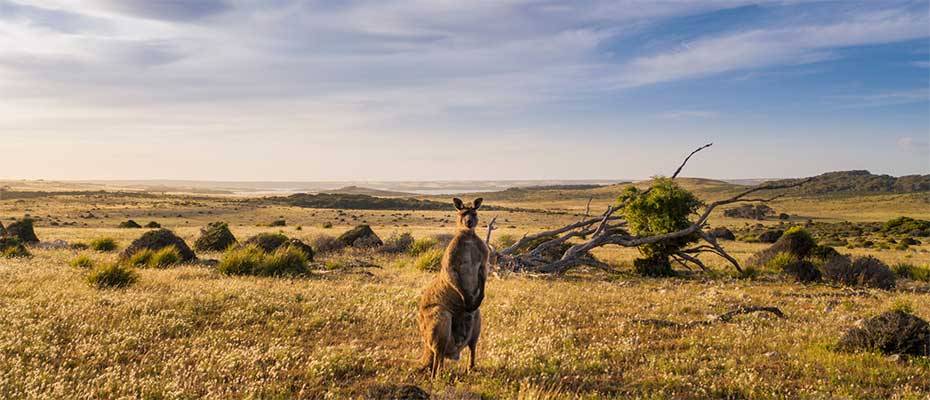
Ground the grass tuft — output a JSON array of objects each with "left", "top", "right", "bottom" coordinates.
[
  {"left": 89, "top": 237, "right": 118, "bottom": 252},
  {"left": 86, "top": 263, "right": 138, "bottom": 289}
]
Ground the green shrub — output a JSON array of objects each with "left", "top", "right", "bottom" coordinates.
[
  {"left": 618, "top": 177, "right": 702, "bottom": 275},
  {"left": 258, "top": 246, "right": 309, "bottom": 276},
  {"left": 147, "top": 246, "right": 182, "bottom": 268},
  {"left": 382, "top": 232, "right": 414, "bottom": 254},
  {"left": 69, "top": 254, "right": 95, "bottom": 269},
  {"left": 126, "top": 246, "right": 182, "bottom": 269},
  {"left": 409, "top": 237, "right": 439, "bottom": 256},
  {"left": 217, "top": 245, "right": 308, "bottom": 277},
  {"left": 414, "top": 248, "right": 444, "bottom": 271},
  {"left": 764, "top": 251, "right": 798, "bottom": 271},
  {"left": 127, "top": 249, "right": 155, "bottom": 267},
  {"left": 892, "top": 263, "right": 930, "bottom": 282},
  {"left": 217, "top": 245, "right": 264, "bottom": 275},
  {"left": 87, "top": 263, "right": 138, "bottom": 289},
  {"left": 0, "top": 237, "right": 31, "bottom": 258},
  {"left": 494, "top": 233, "right": 517, "bottom": 249},
  {"left": 89, "top": 237, "right": 118, "bottom": 252}
]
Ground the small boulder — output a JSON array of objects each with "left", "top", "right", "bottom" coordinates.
[
  {"left": 708, "top": 227, "right": 736, "bottom": 241},
  {"left": 5, "top": 218, "right": 38, "bottom": 243},
  {"left": 758, "top": 229, "right": 784, "bottom": 244},
  {"left": 338, "top": 225, "right": 383, "bottom": 248},
  {"left": 243, "top": 233, "right": 289, "bottom": 253},
  {"left": 121, "top": 229, "right": 196, "bottom": 262},
  {"left": 145, "top": 221, "right": 161, "bottom": 228},
  {"left": 778, "top": 213, "right": 790, "bottom": 220},
  {"left": 194, "top": 222, "right": 238, "bottom": 252},
  {"left": 838, "top": 310, "right": 929, "bottom": 356},
  {"left": 242, "top": 233, "right": 314, "bottom": 260},
  {"left": 118, "top": 220, "right": 142, "bottom": 229}
]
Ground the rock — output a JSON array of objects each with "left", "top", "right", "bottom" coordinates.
[
  {"left": 758, "top": 229, "right": 784, "bottom": 244},
  {"left": 145, "top": 221, "right": 161, "bottom": 228},
  {"left": 243, "top": 233, "right": 289, "bottom": 253},
  {"left": 365, "top": 384, "right": 430, "bottom": 400},
  {"left": 194, "top": 222, "right": 238, "bottom": 252},
  {"left": 5, "top": 218, "right": 38, "bottom": 243},
  {"left": 708, "top": 227, "right": 736, "bottom": 241},
  {"left": 337, "top": 225, "right": 383, "bottom": 248},
  {"left": 838, "top": 310, "right": 929, "bottom": 356},
  {"left": 284, "top": 238, "right": 314, "bottom": 261},
  {"left": 118, "top": 220, "right": 142, "bottom": 229},
  {"left": 778, "top": 213, "right": 790, "bottom": 220},
  {"left": 242, "top": 233, "right": 314, "bottom": 260},
  {"left": 121, "top": 229, "right": 196, "bottom": 262}
]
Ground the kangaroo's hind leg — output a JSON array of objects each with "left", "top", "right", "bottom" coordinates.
[
  {"left": 427, "top": 310, "right": 453, "bottom": 378},
  {"left": 467, "top": 309, "right": 482, "bottom": 372}
]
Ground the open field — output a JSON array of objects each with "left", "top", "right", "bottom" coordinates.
[{"left": 1, "top": 185, "right": 929, "bottom": 399}]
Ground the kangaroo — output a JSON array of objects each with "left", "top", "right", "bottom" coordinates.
[{"left": 417, "top": 197, "right": 489, "bottom": 378}]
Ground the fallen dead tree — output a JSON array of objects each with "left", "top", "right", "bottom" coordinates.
[{"left": 486, "top": 143, "right": 813, "bottom": 274}]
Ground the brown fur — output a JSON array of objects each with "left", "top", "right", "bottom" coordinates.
[{"left": 417, "top": 198, "right": 489, "bottom": 377}]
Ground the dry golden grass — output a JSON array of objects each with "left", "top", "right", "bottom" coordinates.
[{"left": 1, "top": 190, "right": 929, "bottom": 398}]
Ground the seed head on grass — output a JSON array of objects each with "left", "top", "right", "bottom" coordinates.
[{"left": 86, "top": 263, "right": 138, "bottom": 289}]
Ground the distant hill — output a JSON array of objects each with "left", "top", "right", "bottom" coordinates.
[
  {"left": 275, "top": 193, "right": 447, "bottom": 210},
  {"left": 771, "top": 170, "right": 930, "bottom": 196},
  {"left": 320, "top": 186, "right": 416, "bottom": 197}
]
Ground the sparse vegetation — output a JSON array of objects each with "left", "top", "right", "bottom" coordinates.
[
  {"left": 217, "top": 245, "right": 309, "bottom": 276},
  {"left": 89, "top": 237, "right": 118, "bottom": 252},
  {"left": 127, "top": 246, "right": 183, "bottom": 269},
  {"left": 413, "top": 248, "right": 443, "bottom": 271},
  {"left": 69, "top": 254, "right": 95, "bottom": 269},
  {"left": 408, "top": 237, "right": 439, "bottom": 256},
  {"left": 381, "top": 232, "right": 414, "bottom": 253},
  {"left": 86, "top": 263, "right": 138, "bottom": 289},
  {"left": 891, "top": 263, "right": 930, "bottom": 282},
  {"left": 0, "top": 237, "right": 31, "bottom": 258}
]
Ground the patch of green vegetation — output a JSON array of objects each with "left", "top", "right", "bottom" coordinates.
[
  {"left": 891, "top": 263, "right": 930, "bottom": 282},
  {"left": 882, "top": 216, "right": 930, "bottom": 236},
  {"left": 89, "top": 237, "right": 118, "bottom": 252},
  {"left": 217, "top": 245, "right": 308, "bottom": 277},
  {"left": 618, "top": 177, "right": 701, "bottom": 276},
  {"left": 127, "top": 246, "right": 182, "bottom": 269},
  {"left": 86, "top": 263, "right": 138, "bottom": 289},
  {"left": 69, "top": 254, "right": 95, "bottom": 269},
  {"left": 408, "top": 237, "right": 438, "bottom": 256},
  {"left": 413, "top": 248, "right": 443, "bottom": 271}
]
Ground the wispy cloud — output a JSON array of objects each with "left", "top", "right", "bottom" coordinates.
[{"left": 827, "top": 88, "right": 930, "bottom": 109}]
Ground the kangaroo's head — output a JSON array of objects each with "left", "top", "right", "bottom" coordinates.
[{"left": 452, "top": 197, "right": 483, "bottom": 230}]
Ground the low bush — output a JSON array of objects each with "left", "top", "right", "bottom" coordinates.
[
  {"left": 194, "top": 222, "right": 237, "bottom": 252},
  {"left": 493, "top": 233, "right": 518, "bottom": 249},
  {"left": 409, "top": 237, "right": 439, "bottom": 256},
  {"left": 838, "top": 309, "right": 929, "bottom": 356},
  {"left": 782, "top": 260, "right": 822, "bottom": 283},
  {"left": 414, "top": 248, "right": 444, "bottom": 271},
  {"left": 217, "top": 245, "right": 309, "bottom": 277},
  {"left": 269, "top": 219, "right": 286, "bottom": 227},
  {"left": 89, "top": 237, "right": 118, "bottom": 252},
  {"left": 69, "top": 254, "right": 95, "bottom": 269},
  {"left": 381, "top": 232, "right": 414, "bottom": 254},
  {"left": 127, "top": 246, "right": 183, "bottom": 269},
  {"left": 145, "top": 221, "right": 161, "bottom": 228},
  {"left": 0, "top": 237, "right": 31, "bottom": 258},
  {"left": 822, "top": 255, "right": 896, "bottom": 289},
  {"left": 892, "top": 263, "right": 930, "bottom": 282},
  {"left": 312, "top": 234, "right": 345, "bottom": 253},
  {"left": 86, "top": 263, "right": 138, "bottom": 289}
]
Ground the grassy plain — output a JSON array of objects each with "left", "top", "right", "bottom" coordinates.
[{"left": 1, "top": 182, "right": 929, "bottom": 399}]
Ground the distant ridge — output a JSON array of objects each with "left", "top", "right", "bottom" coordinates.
[
  {"left": 320, "top": 186, "right": 416, "bottom": 197},
  {"left": 771, "top": 170, "right": 930, "bottom": 195}
]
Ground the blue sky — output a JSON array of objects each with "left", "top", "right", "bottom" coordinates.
[{"left": 0, "top": 0, "right": 927, "bottom": 181}]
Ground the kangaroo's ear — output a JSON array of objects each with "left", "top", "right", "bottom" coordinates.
[
  {"left": 452, "top": 198, "right": 464, "bottom": 210},
  {"left": 473, "top": 198, "right": 483, "bottom": 210}
]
